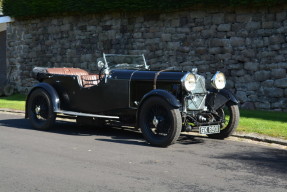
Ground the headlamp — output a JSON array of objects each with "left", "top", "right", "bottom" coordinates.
[
  {"left": 181, "top": 73, "right": 196, "bottom": 91},
  {"left": 211, "top": 71, "right": 226, "bottom": 90}
]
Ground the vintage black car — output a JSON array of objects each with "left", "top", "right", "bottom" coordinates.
[{"left": 26, "top": 54, "right": 239, "bottom": 147}]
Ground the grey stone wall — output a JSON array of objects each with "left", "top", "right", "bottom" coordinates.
[
  {"left": 0, "top": 31, "right": 7, "bottom": 87},
  {"left": 6, "top": 5, "right": 287, "bottom": 111}
]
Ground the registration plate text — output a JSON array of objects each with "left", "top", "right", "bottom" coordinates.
[{"left": 199, "top": 125, "right": 220, "bottom": 134}]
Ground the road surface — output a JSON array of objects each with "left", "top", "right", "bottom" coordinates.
[{"left": 0, "top": 112, "right": 286, "bottom": 192}]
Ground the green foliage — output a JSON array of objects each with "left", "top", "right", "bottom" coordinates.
[{"left": 3, "top": 0, "right": 285, "bottom": 18}]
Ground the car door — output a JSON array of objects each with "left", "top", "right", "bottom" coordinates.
[{"left": 71, "top": 70, "right": 134, "bottom": 114}]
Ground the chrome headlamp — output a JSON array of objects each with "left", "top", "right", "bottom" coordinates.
[
  {"left": 211, "top": 71, "right": 226, "bottom": 90},
  {"left": 181, "top": 73, "right": 196, "bottom": 91}
]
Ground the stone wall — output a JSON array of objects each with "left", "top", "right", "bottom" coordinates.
[
  {"left": 0, "top": 31, "right": 7, "bottom": 87},
  {"left": 6, "top": 5, "right": 287, "bottom": 111}
]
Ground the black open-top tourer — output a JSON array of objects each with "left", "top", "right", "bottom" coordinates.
[{"left": 26, "top": 54, "right": 240, "bottom": 147}]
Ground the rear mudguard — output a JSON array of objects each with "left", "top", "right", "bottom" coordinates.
[
  {"left": 206, "top": 89, "right": 239, "bottom": 111},
  {"left": 25, "top": 83, "right": 60, "bottom": 118}
]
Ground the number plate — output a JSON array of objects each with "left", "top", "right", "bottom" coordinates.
[{"left": 199, "top": 125, "right": 220, "bottom": 134}]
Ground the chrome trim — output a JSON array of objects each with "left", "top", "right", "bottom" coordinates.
[
  {"left": 142, "top": 54, "right": 149, "bottom": 69},
  {"left": 211, "top": 71, "right": 226, "bottom": 90},
  {"left": 55, "top": 110, "right": 119, "bottom": 119},
  {"left": 181, "top": 72, "right": 196, "bottom": 92}
]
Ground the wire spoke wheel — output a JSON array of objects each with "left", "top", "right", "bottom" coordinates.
[
  {"left": 27, "top": 88, "right": 56, "bottom": 130},
  {"left": 208, "top": 101, "right": 240, "bottom": 139},
  {"left": 32, "top": 95, "right": 49, "bottom": 121},
  {"left": 217, "top": 106, "right": 231, "bottom": 130},
  {"left": 139, "top": 96, "right": 182, "bottom": 147},
  {"left": 146, "top": 104, "right": 171, "bottom": 137}
]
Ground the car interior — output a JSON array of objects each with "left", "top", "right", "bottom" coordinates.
[{"left": 46, "top": 68, "right": 100, "bottom": 88}]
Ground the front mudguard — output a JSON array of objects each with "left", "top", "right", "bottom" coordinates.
[
  {"left": 135, "top": 89, "right": 181, "bottom": 129},
  {"left": 138, "top": 89, "right": 181, "bottom": 109},
  {"left": 206, "top": 89, "right": 239, "bottom": 111},
  {"left": 25, "top": 83, "right": 60, "bottom": 118}
]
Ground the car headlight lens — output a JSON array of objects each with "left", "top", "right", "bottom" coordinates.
[
  {"left": 182, "top": 73, "right": 196, "bottom": 91},
  {"left": 211, "top": 71, "right": 226, "bottom": 90}
]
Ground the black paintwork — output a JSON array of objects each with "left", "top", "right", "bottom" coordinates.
[
  {"left": 129, "top": 70, "right": 185, "bottom": 108},
  {"left": 28, "top": 68, "right": 186, "bottom": 117},
  {"left": 27, "top": 65, "right": 238, "bottom": 128},
  {"left": 41, "top": 74, "right": 130, "bottom": 114},
  {"left": 25, "top": 83, "right": 60, "bottom": 118},
  {"left": 206, "top": 89, "right": 239, "bottom": 111},
  {"left": 140, "top": 89, "right": 181, "bottom": 109}
]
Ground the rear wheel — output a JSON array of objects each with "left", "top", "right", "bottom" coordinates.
[
  {"left": 208, "top": 101, "right": 240, "bottom": 139},
  {"left": 27, "top": 88, "right": 56, "bottom": 130},
  {"left": 139, "top": 96, "right": 182, "bottom": 147}
]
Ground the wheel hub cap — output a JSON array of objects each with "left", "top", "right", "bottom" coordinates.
[
  {"left": 35, "top": 105, "right": 41, "bottom": 115},
  {"left": 152, "top": 116, "right": 159, "bottom": 127}
]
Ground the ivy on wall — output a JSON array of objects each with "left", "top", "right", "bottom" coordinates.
[{"left": 3, "top": 0, "right": 285, "bottom": 18}]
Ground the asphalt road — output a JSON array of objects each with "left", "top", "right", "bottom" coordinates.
[{"left": 0, "top": 112, "right": 286, "bottom": 192}]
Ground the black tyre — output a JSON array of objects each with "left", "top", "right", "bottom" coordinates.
[
  {"left": 27, "top": 88, "right": 56, "bottom": 130},
  {"left": 208, "top": 101, "right": 240, "bottom": 139},
  {"left": 139, "top": 96, "right": 182, "bottom": 147}
]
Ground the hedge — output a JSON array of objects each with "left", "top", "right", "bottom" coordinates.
[{"left": 3, "top": 0, "right": 285, "bottom": 18}]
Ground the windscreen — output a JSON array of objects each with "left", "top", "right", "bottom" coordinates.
[{"left": 104, "top": 54, "right": 147, "bottom": 69}]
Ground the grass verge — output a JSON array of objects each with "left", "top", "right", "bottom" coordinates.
[
  {"left": 238, "top": 110, "right": 287, "bottom": 140},
  {"left": 0, "top": 94, "right": 26, "bottom": 111},
  {"left": 0, "top": 94, "right": 286, "bottom": 139}
]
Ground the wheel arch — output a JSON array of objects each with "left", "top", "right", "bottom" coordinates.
[
  {"left": 25, "top": 83, "right": 60, "bottom": 118},
  {"left": 207, "top": 89, "right": 239, "bottom": 111},
  {"left": 219, "top": 89, "right": 239, "bottom": 104},
  {"left": 139, "top": 89, "right": 181, "bottom": 109}
]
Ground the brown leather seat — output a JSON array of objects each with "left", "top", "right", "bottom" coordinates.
[
  {"left": 81, "top": 75, "right": 100, "bottom": 87},
  {"left": 46, "top": 68, "right": 89, "bottom": 76},
  {"left": 46, "top": 68, "right": 99, "bottom": 87}
]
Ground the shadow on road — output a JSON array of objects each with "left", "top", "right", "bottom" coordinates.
[
  {"left": 213, "top": 148, "right": 287, "bottom": 175},
  {"left": 0, "top": 117, "right": 204, "bottom": 146},
  {"left": 0, "top": 117, "right": 31, "bottom": 129},
  {"left": 1, "top": 116, "right": 287, "bottom": 176},
  {"left": 177, "top": 134, "right": 205, "bottom": 145}
]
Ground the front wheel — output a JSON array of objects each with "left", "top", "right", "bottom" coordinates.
[
  {"left": 27, "top": 88, "right": 56, "bottom": 130},
  {"left": 139, "top": 96, "right": 182, "bottom": 147},
  {"left": 208, "top": 101, "right": 240, "bottom": 139}
]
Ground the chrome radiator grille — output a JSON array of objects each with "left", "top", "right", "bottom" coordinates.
[{"left": 187, "top": 75, "right": 207, "bottom": 110}]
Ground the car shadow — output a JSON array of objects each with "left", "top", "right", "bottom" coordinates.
[
  {"left": 212, "top": 148, "right": 287, "bottom": 175},
  {"left": 0, "top": 117, "right": 31, "bottom": 129},
  {"left": 177, "top": 134, "right": 205, "bottom": 145},
  {"left": 0, "top": 118, "right": 205, "bottom": 146}
]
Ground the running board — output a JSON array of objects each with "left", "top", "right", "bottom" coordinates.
[{"left": 55, "top": 110, "right": 119, "bottom": 119}]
